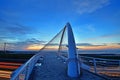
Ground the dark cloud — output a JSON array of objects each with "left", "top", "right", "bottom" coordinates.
[
  {"left": 25, "top": 38, "right": 46, "bottom": 44},
  {"left": 8, "top": 38, "right": 46, "bottom": 45},
  {"left": 77, "top": 43, "right": 93, "bottom": 46},
  {"left": 5, "top": 38, "right": 46, "bottom": 50},
  {"left": 117, "top": 43, "right": 120, "bottom": 45},
  {"left": 76, "top": 43, "right": 120, "bottom": 47},
  {"left": 0, "top": 18, "right": 33, "bottom": 35},
  {"left": 6, "top": 24, "right": 31, "bottom": 34},
  {"left": 76, "top": 43, "right": 105, "bottom": 46},
  {"left": 106, "top": 43, "right": 120, "bottom": 45}
]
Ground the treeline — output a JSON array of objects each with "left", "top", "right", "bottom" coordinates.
[{"left": 0, "top": 51, "right": 36, "bottom": 59}]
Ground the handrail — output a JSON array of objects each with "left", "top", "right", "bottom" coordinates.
[
  {"left": 10, "top": 53, "right": 41, "bottom": 80},
  {"left": 79, "top": 55, "right": 120, "bottom": 61},
  {"left": 79, "top": 55, "right": 120, "bottom": 78}
]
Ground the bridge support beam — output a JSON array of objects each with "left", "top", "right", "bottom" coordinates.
[{"left": 66, "top": 23, "right": 80, "bottom": 77}]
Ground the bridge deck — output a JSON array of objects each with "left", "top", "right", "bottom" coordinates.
[{"left": 29, "top": 53, "right": 105, "bottom": 80}]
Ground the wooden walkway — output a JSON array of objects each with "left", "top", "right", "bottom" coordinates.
[{"left": 29, "top": 53, "right": 105, "bottom": 80}]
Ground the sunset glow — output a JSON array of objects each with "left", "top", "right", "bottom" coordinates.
[
  {"left": 77, "top": 45, "right": 120, "bottom": 50},
  {"left": 0, "top": 1, "right": 120, "bottom": 80},
  {"left": 25, "top": 44, "right": 120, "bottom": 50},
  {"left": 0, "top": 0, "right": 120, "bottom": 51},
  {"left": 26, "top": 45, "right": 44, "bottom": 50}
]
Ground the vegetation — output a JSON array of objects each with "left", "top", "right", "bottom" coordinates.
[{"left": 0, "top": 51, "right": 36, "bottom": 59}]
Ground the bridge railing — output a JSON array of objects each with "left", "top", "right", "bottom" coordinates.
[
  {"left": 79, "top": 56, "right": 120, "bottom": 78},
  {"left": 10, "top": 53, "right": 41, "bottom": 80},
  {"left": 57, "top": 51, "right": 120, "bottom": 78}
]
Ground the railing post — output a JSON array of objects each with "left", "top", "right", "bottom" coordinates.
[
  {"left": 119, "top": 60, "right": 120, "bottom": 70},
  {"left": 25, "top": 64, "right": 29, "bottom": 80},
  {"left": 93, "top": 58, "right": 97, "bottom": 73}
]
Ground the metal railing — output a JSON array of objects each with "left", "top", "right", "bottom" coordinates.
[
  {"left": 10, "top": 53, "right": 41, "bottom": 80},
  {"left": 79, "top": 56, "right": 120, "bottom": 78},
  {"left": 57, "top": 52, "right": 120, "bottom": 78}
]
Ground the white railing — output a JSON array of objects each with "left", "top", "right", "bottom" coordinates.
[
  {"left": 10, "top": 53, "right": 41, "bottom": 80},
  {"left": 79, "top": 56, "right": 120, "bottom": 78},
  {"left": 58, "top": 52, "right": 120, "bottom": 78}
]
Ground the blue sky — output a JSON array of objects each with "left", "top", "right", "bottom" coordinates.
[{"left": 0, "top": 0, "right": 120, "bottom": 50}]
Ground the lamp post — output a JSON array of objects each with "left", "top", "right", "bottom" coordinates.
[{"left": 4, "top": 43, "right": 6, "bottom": 54}]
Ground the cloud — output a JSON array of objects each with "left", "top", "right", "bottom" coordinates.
[
  {"left": 74, "top": 0, "right": 110, "bottom": 14},
  {"left": 105, "top": 43, "right": 120, "bottom": 45},
  {"left": 77, "top": 43, "right": 93, "bottom": 46},
  {"left": 85, "top": 24, "right": 95, "bottom": 32},
  {"left": 6, "top": 24, "right": 31, "bottom": 34},
  {"left": 0, "top": 18, "right": 33, "bottom": 35},
  {"left": 87, "top": 33, "right": 120, "bottom": 40},
  {"left": 76, "top": 24, "right": 96, "bottom": 33},
  {"left": 8, "top": 38, "right": 46, "bottom": 46},
  {"left": 0, "top": 36, "right": 19, "bottom": 44},
  {"left": 0, "top": 18, "right": 45, "bottom": 50},
  {"left": 86, "top": 25, "right": 95, "bottom": 32},
  {"left": 0, "top": 36, "right": 14, "bottom": 39},
  {"left": 25, "top": 38, "right": 46, "bottom": 44},
  {"left": 2, "top": 38, "right": 46, "bottom": 50},
  {"left": 0, "top": 0, "right": 110, "bottom": 20},
  {"left": 76, "top": 42, "right": 120, "bottom": 50},
  {"left": 77, "top": 42, "right": 120, "bottom": 47},
  {"left": 76, "top": 43, "right": 105, "bottom": 46},
  {"left": 0, "top": 10, "right": 21, "bottom": 19},
  {"left": 100, "top": 33, "right": 120, "bottom": 38},
  {"left": 117, "top": 43, "right": 120, "bottom": 45}
]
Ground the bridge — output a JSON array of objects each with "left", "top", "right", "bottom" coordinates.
[{"left": 10, "top": 23, "right": 120, "bottom": 80}]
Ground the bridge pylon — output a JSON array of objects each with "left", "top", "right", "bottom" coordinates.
[{"left": 66, "top": 23, "right": 80, "bottom": 77}]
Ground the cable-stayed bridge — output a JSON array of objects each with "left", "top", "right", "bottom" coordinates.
[{"left": 10, "top": 23, "right": 120, "bottom": 80}]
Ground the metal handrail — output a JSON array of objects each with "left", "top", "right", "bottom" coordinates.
[
  {"left": 79, "top": 56, "right": 120, "bottom": 61},
  {"left": 10, "top": 53, "right": 41, "bottom": 80},
  {"left": 79, "top": 55, "right": 120, "bottom": 78}
]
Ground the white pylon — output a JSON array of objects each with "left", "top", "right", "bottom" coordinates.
[{"left": 66, "top": 23, "right": 80, "bottom": 77}]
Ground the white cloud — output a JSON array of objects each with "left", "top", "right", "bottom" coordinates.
[
  {"left": 86, "top": 32, "right": 120, "bottom": 40},
  {"left": 86, "top": 25, "right": 95, "bottom": 32},
  {"left": 74, "top": 0, "right": 110, "bottom": 14},
  {"left": 77, "top": 24, "right": 95, "bottom": 32}
]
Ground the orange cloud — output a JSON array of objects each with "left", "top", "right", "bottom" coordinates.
[
  {"left": 26, "top": 43, "right": 120, "bottom": 51},
  {"left": 26, "top": 45, "right": 44, "bottom": 50},
  {"left": 26, "top": 45, "right": 59, "bottom": 50}
]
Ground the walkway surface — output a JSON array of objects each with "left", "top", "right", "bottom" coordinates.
[{"left": 29, "top": 53, "right": 105, "bottom": 80}]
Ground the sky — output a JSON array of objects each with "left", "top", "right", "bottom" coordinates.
[{"left": 0, "top": 0, "right": 120, "bottom": 51}]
